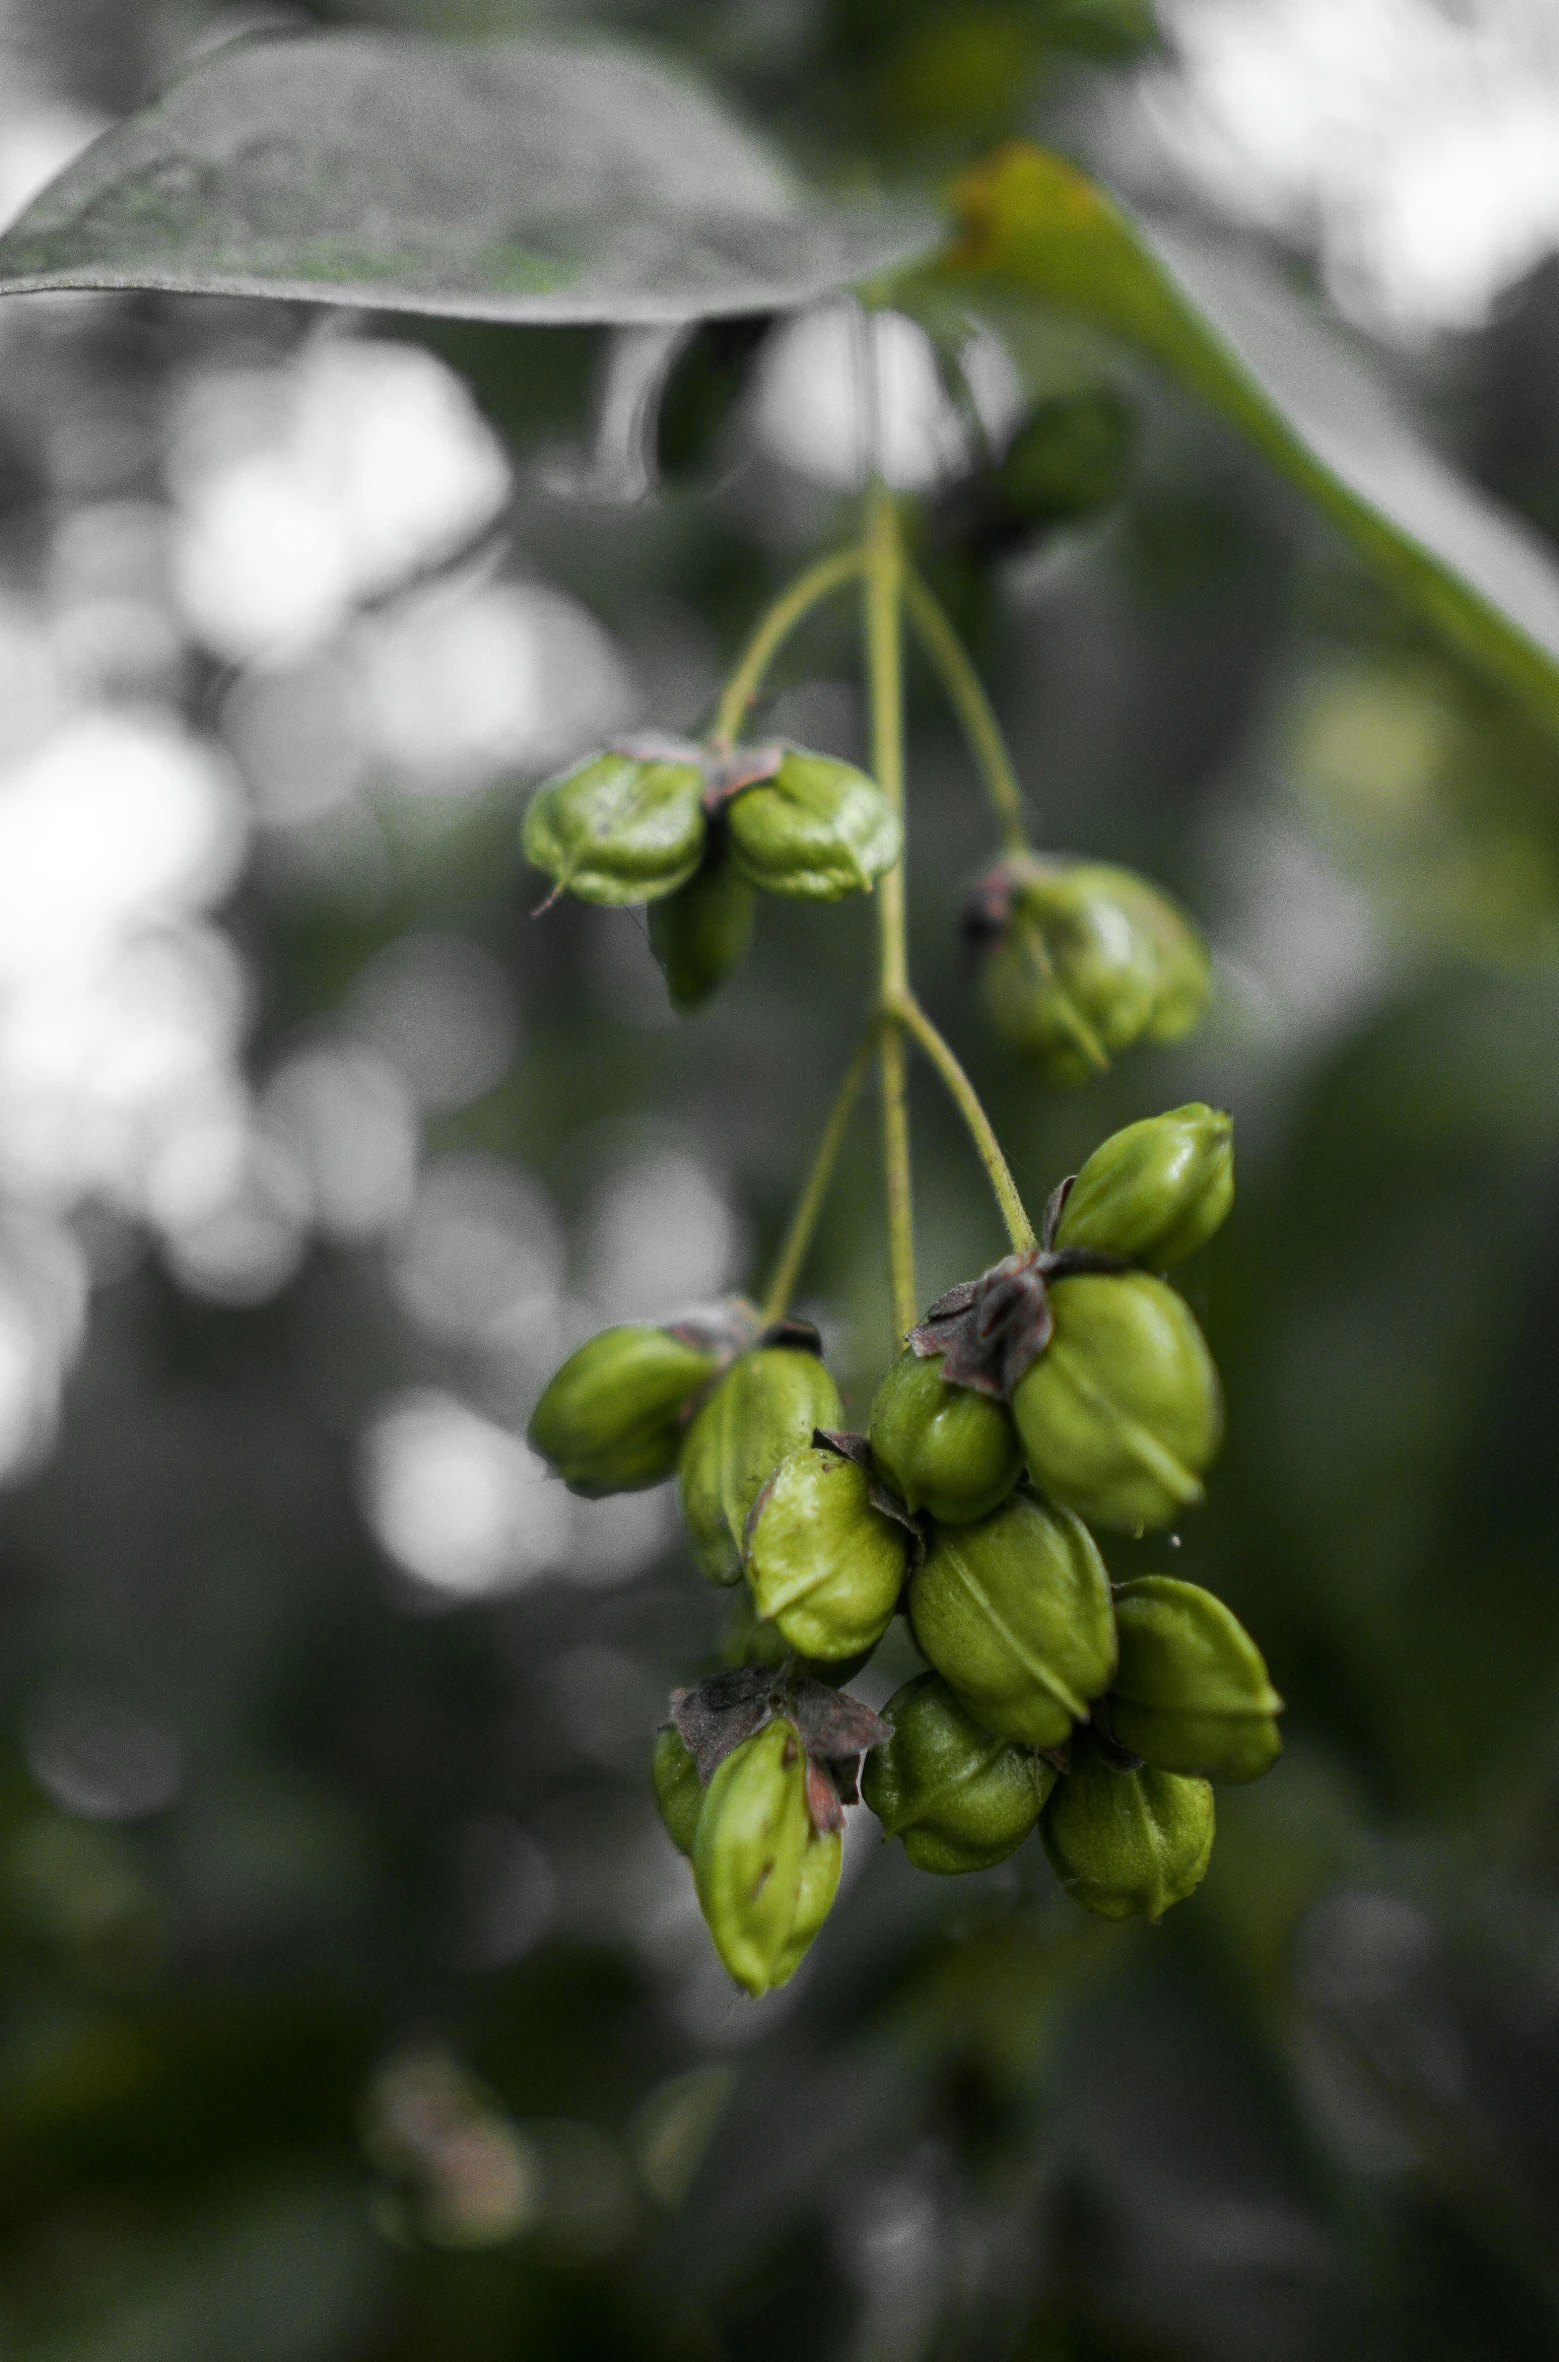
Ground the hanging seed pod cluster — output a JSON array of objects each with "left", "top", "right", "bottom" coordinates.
[{"left": 522, "top": 480, "right": 1281, "bottom": 1996}]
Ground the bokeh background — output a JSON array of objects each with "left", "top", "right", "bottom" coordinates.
[{"left": 2, "top": 1, "right": 1559, "bottom": 2354}]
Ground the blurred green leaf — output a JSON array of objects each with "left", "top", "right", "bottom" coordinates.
[
  {"left": 944, "top": 145, "right": 1559, "bottom": 729},
  {"left": 0, "top": 32, "right": 935, "bottom": 325}
]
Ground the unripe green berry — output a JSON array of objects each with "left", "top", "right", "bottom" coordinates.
[
  {"left": 1041, "top": 1746, "right": 1213, "bottom": 1921},
  {"left": 1013, "top": 1273, "right": 1222, "bottom": 1532},
  {"left": 529, "top": 1324, "right": 719, "bottom": 1497},
  {"left": 652, "top": 1724, "right": 704, "bottom": 1857},
  {"left": 1055, "top": 1104, "right": 1234, "bottom": 1270},
  {"left": 523, "top": 749, "right": 706, "bottom": 905},
  {"left": 1110, "top": 1576, "right": 1282, "bottom": 1784},
  {"left": 867, "top": 1352, "right": 1023, "bottom": 1523},
  {"left": 678, "top": 1346, "right": 843, "bottom": 1585},
  {"left": 862, "top": 1672, "right": 1054, "bottom": 1873},
  {"left": 693, "top": 1717, "right": 832, "bottom": 1994},
  {"left": 908, "top": 1492, "right": 1116, "bottom": 1750},
  {"left": 745, "top": 1446, "right": 907, "bottom": 1659},
  {"left": 976, "top": 859, "right": 1209, "bottom": 1088},
  {"left": 648, "top": 845, "right": 756, "bottom": 1011},
  {"left": 727, "top": 749, "right": 901, "bottom": 901}
]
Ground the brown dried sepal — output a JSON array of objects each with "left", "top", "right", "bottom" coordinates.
[
  {"left": 670, "top": 1663, "right": 890, "bottom": 1836},
  {"left": 908, "top": 1243, "right": 1128, "bottom": 1401},
  {"left": 813, "top": 1428, "right": 927, "bottom": 1565}
]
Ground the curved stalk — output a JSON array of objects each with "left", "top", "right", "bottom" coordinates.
[
  {"left": 711, "top": 546, "right": 864, "bottom": 748},
  {"left": 904, "top": 567, "right": 1029, "bottom": 857},
  {"left": 891, "top": 993, "right": 1036, "bottom": 1255},
  {"left": 863, "top": 485, "right": 917, "bottom": 1338},
  {"left": 761, "top": 1024, "right": 879, "bottom": 1322}
]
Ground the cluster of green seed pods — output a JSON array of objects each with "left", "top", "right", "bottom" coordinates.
[
  {"left": 522, "top": 735, "right": 902, "bottom": 1009},
  {"left": 527, "top": 1101, "right": 1281, "bottom": 1986},
  {"left": 967, "top": 855, "right": 1211, "bottom": 1088}
]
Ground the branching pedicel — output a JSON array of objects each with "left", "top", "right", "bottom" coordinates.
[{"left": 525, "top": 481, "right": 1282, "bottom": 1996}]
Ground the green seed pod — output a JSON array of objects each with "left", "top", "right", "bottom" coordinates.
[
  {"left": 529, "top": 1324, "right": 719, "bottom": 1497},
  {"left": 1054, "top": 1105, "right": 1234, "bottom": 1270},
  {"left": 1013, "top": 1273, "right": 1222, "bottom": 1532},
  {"left": 862, "top": 1672, "right": 1055, "bottom": 1873},
  {"left": 1041, "top": 1746, "right": 1214, "bottom": 1921},
  {"left": 974, "top": 859, "right": 1210, "bottom": 1089},
  {"left": 991, "top": 389, "right": 1136, "bottom": 540},
  {"left": 523, "top": 748, "right": 706, "bottom": 906},
  {"left": 718, "top": 1588, "right": 872, "bottom": 1687},
  {"left": 745, "top": 1446, "right": 908, "bottom": 1660},
  {"left": 908, "top": 1492, "right": 1116, "bottom": 1749},
  {"left": 679, "top": 1347, "right": 843, "bottom": 1585},
  {"left": 1110, "top": 1576, "right": 1283, "bottom": 1784},
  {"left": 693, "top": 1717, "right": 814, "bottom": 1994},
  {"left": 867, "top": 1352, "right": 1023, "bottom": 1524},
  {"left": 648, "top": 844, "right": 756, "bottom": 1011},
  {"left": 727, "top": 748, "right": 901, "bottom": 901},
  {"left": 770, "top": 1823, "right": 843, "bottom": 1986},
  {"left": 652, "top": 1724, "right": 705, "bottom": 1857}
]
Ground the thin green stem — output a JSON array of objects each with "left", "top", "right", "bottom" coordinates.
[
  {"left": 863, "top": 482, "right": 917, "bottom": 1337},
  {"left": 891, "top": 993, "right": 1036, "bottom": 1255},
  {"left": 761, "top": 1023, "right": 879, "bottom": 1323},
  {"left": 903, "top": 567, "right": 1029, "bottom": 857},
  {"left": 711, "top": 546, "right": 865, "bottom": 748}
]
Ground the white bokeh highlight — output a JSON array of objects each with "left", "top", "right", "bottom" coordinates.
[
  {"left": 358, "top": 1388, "right": 572, "bottom": 1602},
  {"left": 1131, "top": 0, "right": 1559, "bottom": 335},
  {"left": 168, "top": 339, "right": 513, "bottom": 668}
]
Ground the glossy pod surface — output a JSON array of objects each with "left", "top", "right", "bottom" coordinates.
[
  {"left": 744, "top": 1446, "right": 907, "bottom": 1659},
  {"left": 693, "top": 1718, "right": 832, "bottom": 1995},
  {"left": 727, "top": 750, "right": 900, "bottom": 900},
  {"left": 528, "top": 1324, "right": 719, "bottom": 1497},
  {"left": 1041, "top": 1746, "right": 1214, "bottom": 1921},
  {"left": 863, "top": 1672, "right": 1055, "bottom": 1873},
  {"left": 1054, "top": 1104, "right": 1233, "bottom": 1270},
  {"left": 908, "top": 1492, "right": 1116, "bottom": 1750},
  {"left": 1110, "top": 1575, "right": 1283, "bottom": 1783},
  {"left": 523, "top": 751, "right": 706, "bottom": 905},
  {"left": 1013, "top": 1273, "right": 1223, "bottom": 1531},
  {"left": 679, "top": 1347, "right": 843, "bottom": 1585},
  {"left": 980, "top": 860, "right": 1209, "bottom": 1088},
  {"left": 867, "top": 1352, "right": 1023, "bottom": 1524}
]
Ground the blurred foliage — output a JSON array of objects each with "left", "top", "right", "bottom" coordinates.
[{"left": 2, "top": 3, "right": 1559, "bottom": 2360}]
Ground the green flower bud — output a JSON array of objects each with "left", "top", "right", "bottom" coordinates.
[
  {"left": 745, "top": 1446, "right": 908, "bottom": 1660},
  {"left": 648, "top": 844, "right": 756, "bottom": 1011},
  {"left": 867, "top": 1352, "right": 1023, "bottom": 1524},
  {"left": 1013, "top": 1273, "right": 1222, "bottom": 1532},
  {"left": 727, "top": 748, "right": 901, "bottom": 901},
  {"left": 1041, "top": 1746, "right": 1214, "bottom": 1921},
  {"left": 862, "top": 1672, "right": 1055, "bottom": 1873},
  {"left": 1054, "top": 1104, "right": 1234, "bottom": 1270},
  {"left": 1110, "top": 1576, "right": 1282, "bottom": 1784},
  {"left": 973, "top": 858, "right": 1209, "bottom": 1089},
  {"left": 908, "top": 1493, "right": 1116, "bottom": 1750},
  {"left": 529, "top": 1324, "right": 719, "bottom": 1497},
  {"left": 693, "top": 1717, "right": 832, "bottom": 1994},
  {"left": 523, "top": 747, "right": 706, "bottom": 907},
  {"left": 679, "top": 1347, "right": 843, "bottom": 1585},
  {"left": 652, "top": 1723, "right": 705, "bottom": 1857}
]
